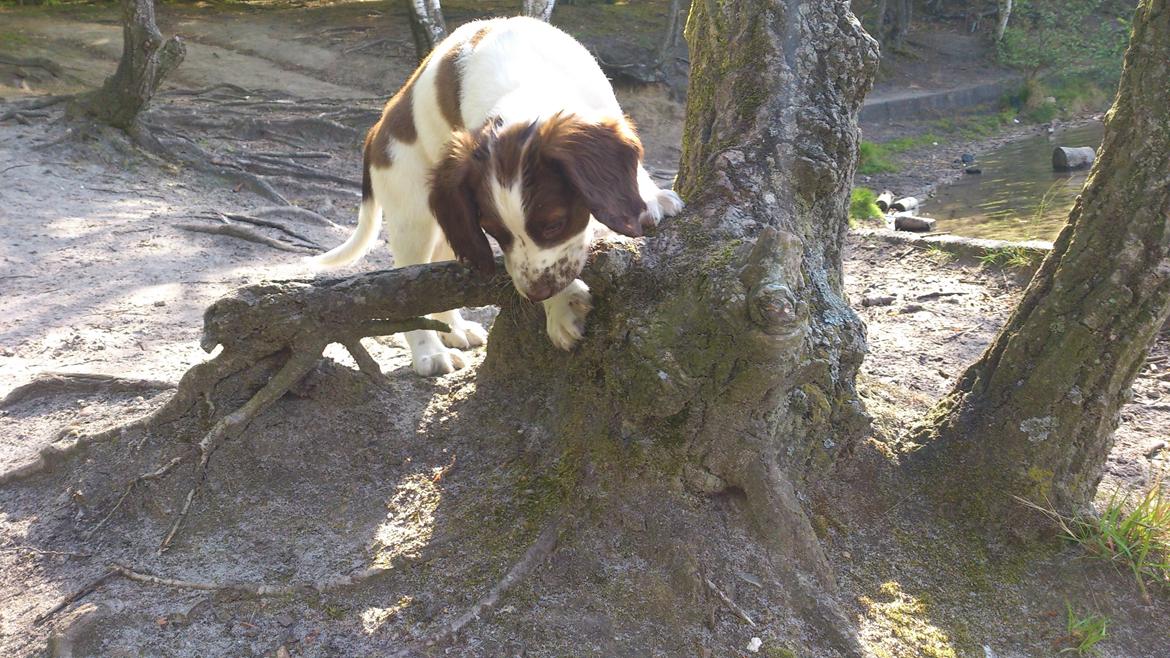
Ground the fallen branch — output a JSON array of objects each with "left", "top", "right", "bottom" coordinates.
[
  {"left": 33, "top": 569, "right": 118, "bottom": 626},
  {"left": 704, "top": 576, "right": 757, "bottom": 628}
]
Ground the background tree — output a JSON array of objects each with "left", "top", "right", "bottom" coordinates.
[
  {"left": 402, "top": 0, "right": 449, "bottom": 63},
  {"left": 908, "top": 0, "right": 1170, "bottom": 532},
  {"left": 67, "top": 0, "right": 185, "bottom": 129}
]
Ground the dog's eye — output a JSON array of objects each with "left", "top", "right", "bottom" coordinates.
[{"left": 543, "top": 218, "right": 566, "bottom": 237}]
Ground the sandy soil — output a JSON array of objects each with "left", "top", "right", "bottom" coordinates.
[{"left": 2, "top": 3, "right": 1168, "bottom": 658}]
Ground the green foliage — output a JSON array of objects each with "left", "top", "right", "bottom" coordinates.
[
  {"left": 850, "top": 187, "right": 884, "bottom": 224},
  {"left": 1062, "top": 603, "right": 1108, "bottom": 655},
  {"left": 858, "top": 141, "right": 899, "bottom": 175},
  {"left": 858, "top": 135, "right": 938, "bottom": 175},
  {"left": 998, "top": 0, "right": 1130, "bottom": 83}
]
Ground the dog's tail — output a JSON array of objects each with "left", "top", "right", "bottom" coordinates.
[{"left": 309, "top": 158, "right": 382, "bottom": 268}]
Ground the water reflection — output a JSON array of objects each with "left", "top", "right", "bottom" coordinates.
[{"left": 925, "top": 121, "right": 1104, "bottom": 241}]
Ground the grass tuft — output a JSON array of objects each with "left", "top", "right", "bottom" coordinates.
[
  {"left": 1020, "top": 483, "right": 1170, "bottom": 600},
  {"left": 1061, "top": 603, "right": 1108, "bottom": 655},
  {"left": 850, "top": 187, "right": 884, "bottom": 225},
  {"left": 977, "top": 247, "right": 1037, "bottom": 269}
]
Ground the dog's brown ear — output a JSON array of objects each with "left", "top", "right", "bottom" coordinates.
[
  {"left": 430, "top": 132, "right": 496, "bottom": 275},
  {"left": 536, "top": 114, "right": 647, "bottom": 237}
]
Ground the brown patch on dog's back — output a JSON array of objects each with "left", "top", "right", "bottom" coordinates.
[
  {"left": 364, "top": 51, "right": 432, "bottom": 169},
  {"left": 435, "top": 25, "right": 492, "bottom": 130},
  {"left": 435, "top": 48, "right": 463, "bottom": 130}
]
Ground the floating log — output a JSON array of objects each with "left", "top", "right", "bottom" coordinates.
[
  {"left": 1053, "top": 146, "right": 1096, "bottom": 171},
  {"left": 891, "top": 197, "right": 918, "bottom": 213},
  {"left": 894, "top": 214, "right": 936, "bottom": 232},
  {"left": 876, "top": 190, "right": 895, "bottom": 212}
]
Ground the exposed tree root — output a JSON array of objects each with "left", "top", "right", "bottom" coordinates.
[
  {"left": 162, "top": 83, "right": 253, "bottom": 98},
  {"left": 176, "top": 221, "right": 319, "bottom": 254},
  {"left": 394, "top": 516, "right": 562, "bottom": 655},
  {"left": 0, "top": 95, "right": 70, "bottom": 123},
  {"left": 250, "top": 205, "right": 342, "bottom": 229},
  {"left": 1, "top": 372, "right": 173, "bottom": 409},
  {"left": 22, "top": 261, "right": 512, "bottom": 554},
  {"left": 0, "top": 54, "right": 64, "bottom": 77},
  {"left": 197, "top": 211, "right": 320, "bottom": 246}
]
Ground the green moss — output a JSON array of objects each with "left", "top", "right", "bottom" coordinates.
[{"left": 765, "top": 646, "right": 798, "bottom": 658}]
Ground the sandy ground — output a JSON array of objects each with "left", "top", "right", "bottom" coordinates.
[{"left": 2, "top": 3, "right": 1168, "bottom": 657}]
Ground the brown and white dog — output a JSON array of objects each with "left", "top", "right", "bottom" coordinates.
[{"left": 313, "top": 17, "right": 683, "bottom": 376}]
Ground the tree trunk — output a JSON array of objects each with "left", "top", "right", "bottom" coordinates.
[
  {"left": 67, "top": 0, "right": 185, "bottom": 129},
  {"left": 996, "top": 0, "right": 1013, "bottom": 43},
  {"left": 522, "top": 0, "right": 556, "bottom": 22},
  {"left": 907, "top": 0, "right": 1170, "bottom": 531},
  {"left": 403, "top": 0, "right": 448, "bottom": 63},
  {"left": 471, "top": 0, "right": 878, "bottom": 649}
]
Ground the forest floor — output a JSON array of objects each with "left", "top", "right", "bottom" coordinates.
[{"left": 1, "top": 2, "right": 1168, "bottom": 658}]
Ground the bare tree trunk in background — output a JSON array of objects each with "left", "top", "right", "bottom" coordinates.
[
  {"left": 522, "top": 0, "right": 556, "bottom": 22},
  {"left": 887, "top": 0, "right": 913, "bottom": 48},
  {"left": 67, "top": 0, "right": 185, "bottom": 129},
  {"left": 908, "top": 0, "right": 1170, "bottom": 535},
  {"left": 996, "top": 0, "right": 1013, "bottom": 42},
  {"left": 403, "top": 0, "right": 448, "bottom": 63}
]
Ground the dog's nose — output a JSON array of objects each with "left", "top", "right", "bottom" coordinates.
[{"left": 525, "top": 282, "right": 555, "bottom": 302}]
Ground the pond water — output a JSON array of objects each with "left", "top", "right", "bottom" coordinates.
[{"left": 923, "top": 121, "right": 1105, "bottom": 241}]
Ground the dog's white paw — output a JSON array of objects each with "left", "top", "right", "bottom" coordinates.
[
  {"left": 439, "top": 319, "right": 488, "bottom": 350},
  {"left": 639, "top": 188, "right": 685, "bottom": 230},
  {"left": 544, "top": 280, "right": 593, "bottom": 351},
  {"left": 412, "top": 348, "right": 467, "bottom": 377}
]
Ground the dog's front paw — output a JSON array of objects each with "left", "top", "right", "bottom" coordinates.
[
  {"left": 439, "top": 319, "right": 488, "bottom": 350},
  {"left": 412, "top": 348, "right": 467, "bottom": 377},
  {"left": 545, "top": 280, "right": 593, "bottom": 351},
  {"left": 639, "top": 188, "right": 685, "bottom": 230}
]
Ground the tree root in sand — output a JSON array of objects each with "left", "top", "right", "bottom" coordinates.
[
  {"left": 35, "top": 513, "right": 561, "bottom": 656},
  {"left": 175, "top": 219, "right": 319, "bottom": 254},
  {"left": 0, "top": 54, "right": 65, "bottom": 77},
  {"left": 1, "top": 261, "right": 509, "bottom": 551}
]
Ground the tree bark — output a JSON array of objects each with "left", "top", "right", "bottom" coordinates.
[
  {"left": 996, "top": 0, "right": 1013, "bottom": 43},
  {"left": 907, "top": 0, "right": 1170, "bottom": 530},
  {"left": 522, "top": 0, "right": 556, "bottom": 22},
  {"left": 68, "top": 0, "right": 185, "bottom": 129},
  {"left": 403, "top": 0, "right": 448, "bottom": 63}
]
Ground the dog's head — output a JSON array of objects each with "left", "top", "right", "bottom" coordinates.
[{"left": 429, "top": 113, "right": 646, "bottom": 302}]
